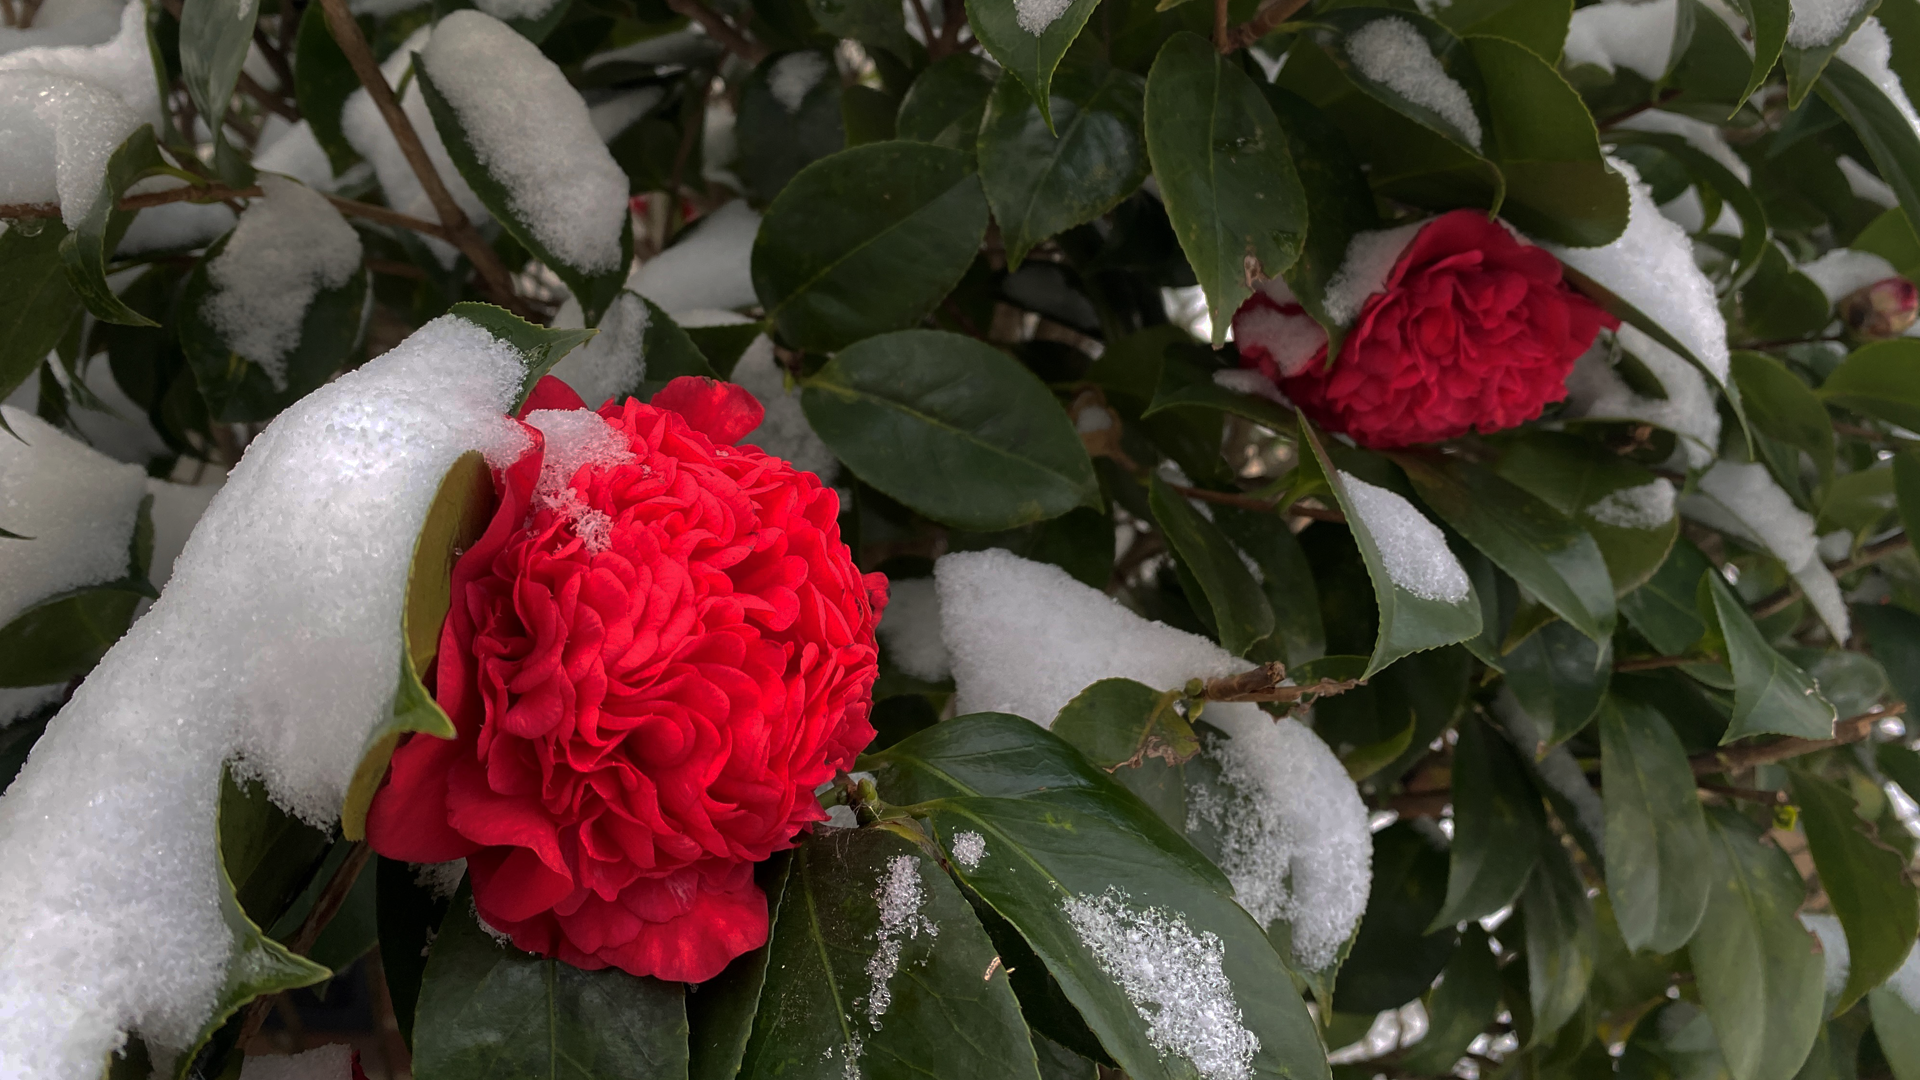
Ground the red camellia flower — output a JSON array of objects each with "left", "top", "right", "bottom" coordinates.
[
  {"left": 1232, "top": 209, "right": 1614, "bottom": 448},
  {"left": 367, "top": 375, "right": 887, "bottom": 983}
]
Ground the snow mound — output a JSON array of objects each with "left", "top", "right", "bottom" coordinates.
[
  {"left": 0, "top": 71, "right": 141, "bottom": 225},
  {"left": 0, "top": 405, "right": 148, "bottom": 629},
  {"left": 1588, "top": 479, "right": 1675, "bottom": 530},
  {"left": 877, "top": 577, "right": 951, "bottom": 682},
  {"left": 1788, "top": 0, "right": 1872, "bottom": 48},
  {"left": 1683, "top": 460, "right": 1848, "bottom": 641},
  {"left": 1324, "top": 221, "right": 1425, "bottom": 325},
  {"left": 1800, "top": 248, "right": 1899, "bottom": 305},
  {"left": 629, "top": 200, "right": 762, "bottom": 313},
  {"left": 549, "top": 290, "right": 648, "bottom": 407},
  {"left": 1563, "top": 325, "right": 1721, "bottom": 468},
  {"left": 0, "top": 0, "right": 159, "bottom": 122},
  {"left": 1338, "top": 472, "right": 1471, "bottom": 603},
  {"left": 768, "top": 51, "right": 829, "bottom": 113},
  {"left": 733, "top": 335, "right": 837, "bottom": 478},
  {"left": 1564, "top": 0, "right": 1678, "bottom": 81},
  {"left": 1346, "top": 18, "right": 1481, "bottom": 149}
]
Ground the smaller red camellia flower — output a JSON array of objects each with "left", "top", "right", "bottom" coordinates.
[
  {"left": 1231, "top": 209, "right": 1615, "bottom": 449},
  {"left": 368, "top": 374, "right": 886, "bottom": 983}
]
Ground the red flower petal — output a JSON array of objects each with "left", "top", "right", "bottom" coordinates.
[{"left": 649, "top": 376, "right": 766, "bottom": 447}]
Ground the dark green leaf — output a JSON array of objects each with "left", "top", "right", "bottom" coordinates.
[
  {"left": 624, "top": 295, "right": 718, "bottom": 397},
  {"left": 1432, "top": 713, "right": 1548, "bottom": 929},
  {"left": 979, "top": 57, "right": 1147, "bottom": 268},
  {"left": 1317, "top": 10, "right": 1489, "bottom": 169},
  {"left": 1400, "top": 454, "right": 1617, "bottom": 643},
  {"left": 753, "top": 142, "right": 988, "bottom": 352},
  {"left": 736, "top": 50, "right": 847, "bottom": 205},
  {"left": 375, "top": 855, "right": 454, "bottom": 1048},
  {"left": 0, "top": 494, "right": 153, "bottom": 687},
  {"left": 1699, "top": 571, "right": 1837, "bottom": 743},
  {"left": 1870, "top": 986, "right": 1920, "bottom": 1080},
  {"left": 1050, "top": 678, "right": 1197, "bottom": 775},
  {"left": 1260, "top": 84, "right": 1380, "bottom": 354},
  {"left": 1403, "top": 925, "right": 1501, "bottom": 1071},
  {"left": 1144, "top": 346, "right": 1299, "bottom": 433},
  {"left": 1147, "top": 475, "right": 1274, "bottom": 655},
  {"left": 413, "top": 884, "right": 689, "bottom": 1080},
  {"left": 1734, "top": 350, "right": 1835, "bottom": 486},
  {"left": 292, "top": 1, "right": 361, "bottom": 176},
  {"left": 1730, "top": 0, "right": 1792, "bottom": 103},
  {"left": 1880, "top": 741, "right": 1920, "bottom": 804},
  {"left": 180, "top": 0, "right": 261, "bottom": 183},
  {"left": 1620, "top": 540, "right": 1713, "bottom": 656},
  {"left": 806, "top": 0, "right": 915, "bottom": 62},
  {"left": 965, "top": 0, "right": 1100, "bottom": 130},
  {"left": 688, "top": 855, "right": 788, "bottom": 1080},
  {"left": 1792, "top": 770, "right": 1919, "bottom": 1013},
  {"left": 1782, "top": 0, "right": 1882, "bottom": 109},
  {"left": 1334, "top": 821, "right": 1458, "bottom": 1013},
  {"left": 1738, "top": 242, "right": 1833, "bottom": 343},
  {"left": 1431, "top": 0, "right": 1571, "bottom": 62},
  {"left": 1032, "top": 1033, "right": 1096, "bottom": 1080},
  {"left": 0, "top": 222, "right": 84, "bottom": 415},
  {"left": 1600, "top": 697, "right": 1713, "bottom": 954},
  {"left": 1211, "top": 504, "right": 1326, "bottom": 666},
  {"left": 1503, "top": 619, "right": 1610, "bottom": 748},
  {"left": 896, "top": 53, "right": 998, "bottom": 154},
  {"left": 1820, "top": 339, "right": 1920, "bottom": 431},
  {"left": 60, "top": 128, "right": 175, "bottom": 328},
  {"left": 1821, "top": 54, "right": 1920, "bottom": 265},
  {"left": 1143, "top": 32, "right": 1306, "bottom": 345},
  {"left": 1495, "top": 431, "right": 1678, "bottom": 598},
  {"left": 802, "top": 329, "right": 1098, "bottom": 531},
  {"left": 1690, "top": 806, "right": 1827, "bottom": 1080},
  {"left": 448, "top": 301, "right": 597, "bottom": 411},
  {"left": 1522, "top": 835, "right": 1598, "bottom": 1041}
]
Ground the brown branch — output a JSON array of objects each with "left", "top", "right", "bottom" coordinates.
[
  {"left": 936, "top": 0, "right": 966, "bottom": 57},
  {"left": 907, "top": 0, "right": 936, "bottom": 50},
  {"left": 1698, "top": 782, "right": 1792, "bottom": 805},
  {"left": 1614, "top": 654, "right": 1696, "bottom": 672},
  {"left": 1168, "top": 482, "right": 1347, "bottom": 523},
  {"left": 314, "top": 0, "right": 527, "bottom": 314},
  {"left": 15, "top": 0, "right": 40, "bottom": 28},
  {"left": 233, "top": 842, "right": 373, "bottom": 1051},
  {"left": 664, "top": 0, "right": 767, "bottom": 64},
  {"left": 2, "top": 184, "right": 452, "bottom": 241},
  {"left": 237, "top": 69, "right": 298, "bottom": 122},
  {"left": 1597, "top": 88, "right": 1683, "bottom": 130},
  {"left": 1213, "top": 0, "right": 1229, "bottom": 52},
  {"left": 1221, "top": 0, "right": 1311, "bottom": 53},
  {"left": 1751, "top": 533, "right": 1913, "bottom": 619},
  {"left": 251, "top": 22, "right": 296, "bottom": 100},
  {"left": 0, "top": 0, "right": 18, "bottom": 28}
]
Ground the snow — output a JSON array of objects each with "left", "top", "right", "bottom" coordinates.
[
  {"left": 588, "top": 87, "right": 663, "bottom": 143},
  {"left": 0, "top": 0, "right": 123, "bottom": 56},
  {"left": 1683, "top": 460, "right": 1850, "bottom": 641},
  {"left": 0, "top": 315, "right": 528, "bottom": 1079},
  {"left": 1840, "top": 156, "right": 1898, "bottom": 207},
  {"left": 1800, "top": 249, "right": 1899, "bottom": 305},
  {"left": 1014, "top": 0, "right": 1073, "bottom": 35},
  {"left": 733, "top": 335, "right": 838, "bottom": 478},
  {"left": 340, "top": 26, "right": 488, "bottom": 267},
  {"left": 201, "top": 177, "right": 364, "bottom": 390},
  {"left": 1587, "top": 479, "right": 1676, "bottom": 530},
  {"left": 0, "top": 685, "right": 65, "bottom": 727},
  {"left": 239, "top": 1045, "right": 356, "bottom": 1080},
  {"left": 1230, "top": 301, "right": 1325, "bottom": 377},
  {"left": 1062, "top": 887, "right": 1260, "bottom": 1080},
  {"left": 1800, "top": 913, "right": 1850, "bottom": 997},
  {"left": 628, "top": 199, "right": 761, "bottom": 313},
  {"left": 864, "top": 854, "right": 937, "bottom": 1029},
  {"left": 1562, "top": 325, "right": 1721, "bottom": 468},
  {"left": 50, "top": 356, "right": 170, "bottom": 464},
  {"left": 1185, "top": 716, "right": 1371, "bottom": 971},
  {"left": 1211, "top": 368, "right": 1291, "bottom": 404},
  {"left": 146, "top": 475, "right": 224, "bottom": 591},
  {"left": 1889, "top": 938, "right": 1920, "bottom": 1012},
  {"left": 421, "top": 11, "right": 628, "bottom": 275},
  {"left": 116, "top": 197, "right": 237, "bottom": 256},
  {"left": 1345, "top": 18, "right": 1482, "bottom": 150},
  {"left": 877, "top": 577, "right": 951, "bottom": 682},
  {"left": 254, "top": 121, "right": 350, "bottom": 192},
  {"left": 0, "top": 72, "right": 141, "bottom": 225},
  {"left": 1837, "top": 20, "right": 1920, "bottom": 149},
  {"left": 1613, "top": 109, "right": 1751, "bottom": 183},
  {"left": 1325, "top": 222, "right": 1425, "bottom": 326},
  {"left": 949, "top": 830, "right": 986, "bottom": 871},
  {"left": 414, "top": 859, "right": 466, "bottom": 900},
  {"left": 1338, "top": 472, "right": 1471, "bottom": 604},
  {"left": 549, "top": 290, "right": 648, "bottom": 407},
  {"left": 474, "top": 0, "right": 563, "bottom": 23},
  {"left": 933, "top": 549, "right": 1258, "bottom": 729},
  {"left": 524, "top": 408, "right": 635, "bottom": 554},
  {"left": 768, "top": 51, "right": 829, "bottom": 114},
  {"left": 1788, "top": 0, "right": 1871, "bottom": 48},
  {"left": 0, "top": 0, "right": 160, "bottom": 123},
  {"left": 0, "top": 405, "right": 148, "bottom": 630},
  {"left": 1564, "top": 0, "right": 1678, "bottom": 81},
  {"left": 1544, "top": 158, "right": 1729, "bottom": 385}
]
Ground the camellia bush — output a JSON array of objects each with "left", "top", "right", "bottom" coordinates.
[{"left": 11, "top": 0, "right": 1920, "bottom": 1076}]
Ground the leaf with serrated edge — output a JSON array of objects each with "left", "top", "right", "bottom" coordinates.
[
  {"left": 1791, "top": 770, "right": 1919, "bottom": 1013},
  {"left": 1698, "top": 571, "right": 1835, "bottom": 744}
]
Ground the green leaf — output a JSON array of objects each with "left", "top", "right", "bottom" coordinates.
[
  {"left": 1730, "top": 0, "right": 1791, "bottom": 103},
  {"left": 1819, "top": 339, "right": 1920, "bottom": 431},
  {"left": 1431, "top": 712, "right": 1548, "bottom": 929},
  {"left": 753, "top": 142, "right": 988, "bottom": 352},
  {"left": 1871, "top": 986, "right": 1920, "bottom": 1080},
  {"left": 1733, "top": 351, "right": 1835, "bottom": 487},
  {"left": 1791, "top": 769, "right": 1920, "bottom": 1013},
  {"left": 0, "top": 221, "right": 84, "bottom": 415},
  {"left": 1316, "top": 10, "right": 1490, "bottom": 173},
  {"left": 1502, "top": 619, "right": 1610, "bottom": 748},
  {"left": 1820, "top": 55, "right": 1920, "bottom": 264},
  {"left": 737, "top": 827, "right": 1040, "bottom": 1080},
  {"left": 806, "top": 0, "right": 916, "bottom": 62},
  {"left": 802, "top": 329, "right": 1099, "bottom": 531},
  {"left": 1495, "top": 431, "right": 1679, "bottom": 598},
  {"left": 1211, "top": 504, "right": 1326, "bottom": 665},
  {"left": 340, "top": 451, "right": 490, "bottom": 841},
  {"left": 688, "top": 855, "right": 788, "bottom": 1080},
  {"left": 180, "top": 0, "right": 261, "bottom": 184},
  {"left": 1782, "top": 0, "right": 1882, "bottom": 108},
  {"left": 1521, "top": 834, "right": 1598, "bottom": 1042},
  {"left": 896, "top": 53, "right": 998, "bottom": 154},
  {"left": 60, "top": 127, "right": 177, "bottom": 328},
  {"left": 1397, "top": 923, "right": 1501, "bottom": 1073},
  {"left": 1880, "top": 741, "right": 1920, "bottom": 804},
  {"left": 292, "top": 1, "right": 362, "bottom": 176},
  {"left": 1431, "top": 0, "right": 1571, "bottom": 62},
  {"left": 979, "top": 56, "right": 1147, "bottom": 268},
  {"left": 1333, "top": 821, "right": 1458, "bottom": 1013},
  {"left": 1399, "top": 454, "right": 1617, "bottom": 643},
  {"left": 1298, "top": 422, "right": 1482, "bottom": 677},
  {"left": 0, "top": 494, "right": 154, "bottom": 687},
  {"left": 415, "top": 64, "right": 631, "bottom": 325},
  {"left": 1144, "top": 345, "right": 1299, "bottom": 433},
  {"left": 1610, "top": 127, "right": 1770, "bottom": 290},
  {"left": 1260, "top": 84, "right": 1381, "bottom": 354},
  {"left": 1147, "top": 475, "right": 1274, "bottom": 655},
  {"left": 375, "top": 855, "right": 455, "bottom": 1048},
  {"left": 1600, "top": 697, "right": 1713, "bottom": 955},
  {"left": 924, "top": 795, "right": 1333, "bottom": 1080},
  {"left": 965, "top": 0, "right": 1100, "bottom": 130},
  {"left": 1050, "top": 678, "right": 1198, "bottom": 775},
  {"left": 1699, "top": 571, "right": 1837, "bottom": 743},
  {"left": 1143, "top": 32, "right": 1307, "bottom": 346},
  {"left": 736, "top": 50, "right": 847, "bottom": 206},
  {"left": 620, "top": 295, "right": 718, "bottom": 398},
  {"left": 179, "top": 227, "right": 370, "bottom": 423},
  {"left": 447, "top": 301, "right": 596, "bottom": 411},
  {"left": 1690, "top": 806, "right": 1827, "bottom": 1080},
  {"left": 1620, "top": 540, "right": 1713, "bottom": 656},
  {"left": 412, "top": 883, "right": 689, "bottom": 1079}
]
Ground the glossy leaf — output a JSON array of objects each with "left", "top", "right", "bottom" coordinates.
[
  {"left": 1396, "top": 924, "right": 1501, "bottom": 1073},
  {"left": 979, "top": 56, "right": 1147, "bottom": 268},
  {"left": 965, "top": 0, "right": 1101, "bottom": 130},
  {"left": 1819, "top": 339, "right": 1920, "bottom": 432},
  {"left": 1700, "top": 571, "right": 1837, "bottom": 743},
  {"left": 1495, "top": 431, "right": 1678, "bottom": 598},
  {"left": 1050, "top": 678, "right": 1197, "bottom": 776},
  {"left": 1211, "top": 504, "right": 1326, "bottom": 666},
  {"left": 1521, "top": 834, "right": 1597, "bottom": 1041},
  {"left": 1690, "top": 806, "right": 1826, "bottom": 1080},
  {"left": 449, "top": 301, "right": 597, "bottom": 410},
  {"left": 60, "top": 127, "right": 176, "bottom": 328},
  {"left": 1734, "top": 350, "right": 1835, "bottom": 485},
  {"left": 1792, "top": 770, "right": 1919, "bottom": 1013},
  {"left": 375, "top": 855, "right": 455, "bottom": 1047},
  {"left": 1820, "top": 55, "right": 1920, "bottom": 265},
  {"left": 180, "top": 0, "right": 261, "bottom": 182},
  {"left": 1143, "top": 32, "right": 1306, "bottom": 345},
  {"left": 1261, "top": 84, "right": 1380, "bottom": 354},
  {"left": 1333, "top": 821, "right": 1458, "bottom": 1013},
  {"left": 292, "top": 1, "right": 361, "bottom": 174},
  {"left": 1620, "top": 540, "right": 1713, "bottom": 657},
  {"left": 687, "top": 856, "right": 786, "bottom": 1080},
  {"left": 1502, "top": 619, "right": 1610, "bottom": 748},
  {"left": 0, "top": 222, "right": 83, "bottom": 415},
  {"left": 896, "top": 53, "right": 998, "bottom": 154},
  {"left": 802, "top": 329, "right": 1098, "bottom": 531},
  {"left": 412, "top": 884, "right": 689, "bottom": 1079},
  {"left": 753, "top": 142, "right": 988, "bottom": 352},
  {"left": 1871, "top": 986, "right": 1920, "bottom": 1080},
  {"left": 1316, "top": 10, "right": 1490, "bottom": 172},
  {"left": 1600, "top": 698, "right": 1713, "bottom": 955},
  {"left": 1431, "top": 713, "right": 1547, "bottom": 929},
  {"left": 735, "top": 50, "right": 847, "bottom": 206},
  {"left": 1148, "top": 475, "right": 1274, "bottom": 655},
  {"left": 1782, "top": 0, "right": 1881, "bottom": 108}
]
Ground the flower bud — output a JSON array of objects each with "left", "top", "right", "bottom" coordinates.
[{"left": 1839, "top": 276, "right": 1919, "bottom": 339}]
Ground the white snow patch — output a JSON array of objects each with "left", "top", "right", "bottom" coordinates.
[
  {"left": 0, "top": 72, "right": 141, "bottom": 225},
  {"left": 1185, "top": 716, "right": 1371, "bottom": 970},
  {"left": 549, "top": 290, "right": 649, "bottom": 407},
  {"left": 0, "top": 0, "right": 160, "bottom": 123},
  {"left": 933, "top": 549, "right": 1260, "bottom": 729},
  {"left": 1564, "top": 0, "right": 1678, "bottom": 80},
  {"left": 474, "top": 0, "right": 563, "bottom": 23},
  {"left": 1338, "top": 472, "right": 1471, "bottom": 603},
  {"left": 877, "top": 577, "right": 951, "bottom": 682},
  {"left": 864, "top": 855, "right": 937, "bottom": 1029},
  {"left": 202, "top": 177, "right": 363, "bottom": 389},
  {"left": 0, "top": 405, "right": 148, "bottom": 629},
  {"left": 254, "top": 120, "right": 353, "bottom": 193},
  {"left": 414, "top": 859, "right": 467, "bottom": 900},
  {"left": 1888, "top": 938, "right": 1920, "bottom": 1012},
  {"left": 589, "top": 86, "right": 663, "bottom": 143},
  {"left": 949, "top": 830, "right": 986, "bottom": 871},
  {"left": 1613, "top": 109, "right": 1751, "bottom": 183},
  {"left": 0, "top": 684, "right": 65, "bottom": 726},
  {"left": 733, "top": 335, "right": 838, "bottom": 478},
  {"left": 1800, "top": 249, "right": 1900, "bottom": 305},
  {"left": 1838, "top": 20, "right": 1920, "bottom": 152},
  {"left": 523, "top": 408, "right": 636, "bottom": 554},
  {"left": 1063, "top": 888, "right": 1260, "bottom": 1080},
  {"left": 0, "top": 316, "right": 527, "bottom": 1079},
  {"left": 1229, "top": 303, "right": 1325, "bottom": 378},
  {"left": 422, "top": 11, "right": 628, "bottom": 275},
  {"left": 1345, "top": 18, "right": 1481, "bottom": 149},
  {"left": 1800, "top": 913, "right": 1851, "bottom": 997},
  {"left": 1015, "top": 0, "right": 1073, "bottom": 35},
  {"left": 116, "top": 197, "right": 237, "bottom": 256},
  {"left": 1563, "top": 325, "right": 1721, "bottom": 468},
  {"left": 0, "top": 0, "right": 123, "bottom": 56},
  {"left": 1841, "top": 156, "right": 1898, "bottom": 207},
  {"left": 1587, "top": 479, "right": 1676, "bottom": 530},
  {"left": 1212, "top": 368, "right": 1292, "bottom": 404},
  {"left": 1683, "top": 460, "right": 1850, "bottom": 641},
  {"left": 1788, "top": 0, "right": 1871, "bottom": 48},
  {"left": 629, "top": 200, "right": 761, "bottom": 313},
  {"left": 146, "top": 474, "right": 224, "bottom": 592},
  {"left": 239, "top": 1044, "right": 356, "bottom": 1080},
  {"left": 1325, "top": 221, "right": 1426, "bottom": 325},
  {"left": 822, "top": 803, "right": 858, "bottom": 829},
  {"left": 768, "top": 51, "right": 830, "bottom": 113}
]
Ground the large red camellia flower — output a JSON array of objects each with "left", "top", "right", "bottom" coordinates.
[
  {"left": 367, "top": 375, "right": 887, "bottom": 983},
  {"left": 1232, "top": 209, "right": 1614, "bottom": 448}
]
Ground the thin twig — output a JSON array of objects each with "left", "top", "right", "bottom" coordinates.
[
  {"left": 1751, "top": 533, "right": 1913, "bottom": 619},
  {"left": 314, "top": 0, "right": 526, "bottom": 313},
  {"left": 251, "top": 22, "right": 297, "bottom": 99},
  {"left": 238, "top": 70, "right": 298, "bottom": 122},
  {"left": 1221, "top": 0, "right": 1310, "bottom": 53},
  {"left": 232, "top": 842, "right": 373, "bottom": 1051},
  {"left": 908, "top": 0, "right": 936, "bottom": 51},
  {"left": 1614, "top": 654, "right": 1696, "bottom": 672},
  {"left": 664, "top": 0, "right": 767, "bottom": 63},
  {"left": 937, "top": 0, "right": 965, "bottom": 56},
  {"left": 1, "top": 185, "right": 452, "bottom": 241},
  {"left": 1202, "top": 661, "right": 1364, "bottom": 704},
  {"left": 1698, "top": 782, "right": 1792, "bottom": 805},
  {"left": 1167, "top": 482, "right": 1347, "bottom": 523},
  {"left": 1213, "top": 0, "right": 1229, "bottom": 52}
]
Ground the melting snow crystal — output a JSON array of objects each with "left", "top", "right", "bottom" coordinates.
[
  {"left": 949, "top": 830, "right": 986, "bottom": 871},
  {"left": 1014, "top": 0, "right": 1073, "bottom": 35},
  {"left": 1337, "top": 472, "right": 1471, "bottom": 604},
  {"left": 1563, "top": 0, "right": 1678, "bottom": 80}
]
